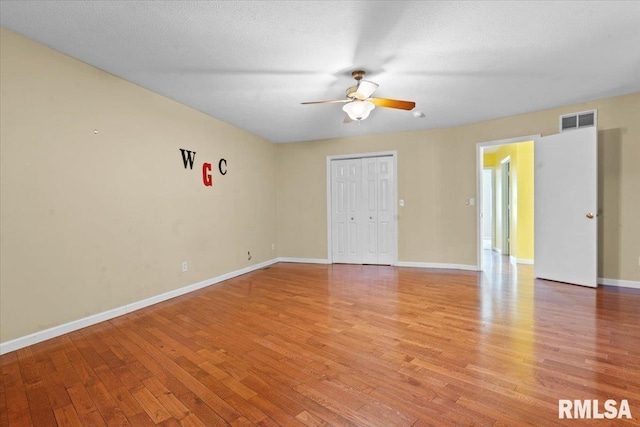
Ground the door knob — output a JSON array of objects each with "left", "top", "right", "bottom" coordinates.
[
  {"left": 370, "top": 216, "right": 373, "bottom": 220},
  {"left": 586, "top": 213, "right": 594, "bottom": 219}
]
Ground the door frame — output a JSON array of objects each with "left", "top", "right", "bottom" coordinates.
[
  {"left": 326, "top": 151, "right": 398, "bottom": 265},
  {"left": 481, "top": 168, "right": 494, "bottom": 250},
  {"left": 500, "top": 156, "right": 511, "bottom": 256},
  {"left": 475, "top": 135, "right": 540, "bottom": 270}
]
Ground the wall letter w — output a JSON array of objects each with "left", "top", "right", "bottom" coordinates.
[{"left": 179, "top": 149, "right": 196, "bottom": 169}]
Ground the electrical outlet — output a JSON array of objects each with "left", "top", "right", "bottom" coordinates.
[
  {"left": 247, "top": 251, "right": 252, "bottom": 261},
  {"left": 182, "top": 261, "right": 188, "bottom": 272}
]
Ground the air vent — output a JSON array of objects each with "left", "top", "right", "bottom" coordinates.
[{"left": 560, "top": 110, "right": 597, "bottom": 132}]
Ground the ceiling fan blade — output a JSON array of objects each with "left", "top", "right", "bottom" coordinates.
[
  {"left": 301, "top": 99, "right": 350, "bottom": 105},
  {"left": 343, "top": 115, "right": 352, "bottom": 124},
  {"left": 369, "top": 98, "right": 416, "bottom": 110},
  {"left": 355, "top": 80, "right": 379, "bottom": 100}
]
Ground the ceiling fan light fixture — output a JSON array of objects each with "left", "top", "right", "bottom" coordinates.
[{"left": 342, "top": 100, "right": 375, "bottom": 121}]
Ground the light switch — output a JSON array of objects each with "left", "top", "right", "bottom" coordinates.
[{"left": 399, "top": 199, "right": 405, "bottom": 207}]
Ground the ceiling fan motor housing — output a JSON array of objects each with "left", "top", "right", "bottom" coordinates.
[{"left": 352, "top": 70, "right": 366, "bottom": 81}]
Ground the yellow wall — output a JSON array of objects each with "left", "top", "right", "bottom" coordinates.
[
  {"left": 483, "top": 152, "right": 497, "bottom": 168},
  {"left": 487, "top": 141, "right": 534, "bottom": 261},
  {"left": 0, "top": 29, "right": 278, "bottom": 342},
  {"left": 516, "top": 143, "right": 534, "bottom": 261}
]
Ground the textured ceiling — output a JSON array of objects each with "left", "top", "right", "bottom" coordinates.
[{"left": 2, "top": 1, "right": 640, "bottom": 143}]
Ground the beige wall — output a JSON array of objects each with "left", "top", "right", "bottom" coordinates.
[
  {"left": 278, "top": 93, "right": 640, "bottom": 281},
  {"left": 0, "top": 29, "right": 277, "bottom": 342}
]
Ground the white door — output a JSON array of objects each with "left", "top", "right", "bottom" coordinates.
[
  {"left": 362, "top": 157, "right": 379, "bottom": 264},
  {"left": 331, "top": 155, "right": 395, "bottom": 265},
  {"left": 534, "top": 127, "right": 597, "bottom": 287},
  {"left": 331, "top": 159, "right": 361, "bottom": 263},
  {"left": 361, "top": 156, "right": 394, "bottom": 265},
  {"left": 375, "top": 156, "right": 394, "bottom": 265}
]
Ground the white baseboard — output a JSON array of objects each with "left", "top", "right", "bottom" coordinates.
[
  {"left": 509, "top": 256, "right": 534, "bottom": 265},
  {"left": 277, "top": 257, "right": 329, "bottom": 264},
  {"left": 395, "top": 261, "right": 479, "bottom": 271},
  {"left": 598, "top": 277, "right": 640, "bottom": 290},
  {"left": 0, "top": 258, "right": 279, "bottom": 356}
]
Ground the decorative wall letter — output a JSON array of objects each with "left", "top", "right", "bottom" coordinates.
[
  {"left": 202, "top": 163, "right": 213, "bottom": 186},
  {"left": 179, "top": 149, "right": 196, "bottom": 169}
]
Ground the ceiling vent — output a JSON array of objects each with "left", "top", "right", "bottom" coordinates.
[{"left": 560, "top": 110, "right": 597, "bottom": 132}]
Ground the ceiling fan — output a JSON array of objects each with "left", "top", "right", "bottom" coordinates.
[{"left": 302, "top": 70, "right": 416, "bottom": 123}]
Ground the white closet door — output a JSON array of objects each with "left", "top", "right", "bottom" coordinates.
[
  {"left": 361, "top": 158, "right": 379, "bottom": 264},
  {"left": 331, "top": 155, "right": 395, "bottom": 265},
  {"left": 331, "top": 159, "right": 361, "bottom": 263},
  {"left": 376, "top": 156, "right": 394, "bottom": 265}
]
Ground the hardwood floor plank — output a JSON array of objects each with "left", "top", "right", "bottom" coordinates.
[
  {"left": 1, "top": 357, "right": 22, "bottom": 390},
  {"left": 246, "top": 395, "right": 306, "bottom": 427},
  {"left": 177, "top": 412, "right": 209, "bottom": 427},
  {"left": 142, "top": 376, "right": 193, "bottom": 421},
  {"left": 0, "top": 389, "right": 9, "bottom": 427},
  {"left": 48, "top": 349, "right": 82, "bottom": 389},
  {"left": 24, "top": 386, "right": 57, "bottom": 426},
  {"left": 84, "top": 379, "right": 132, "bottom": 427},
  {"left": 16, "top": 348, "right": 42, "bottom": 390},
  {"left": 294, "top": 410, "right": 328, "bottom": 427},
  {"left": 53, "top": 404, "right": 83, "bottom": 427},
  {"left": 118, "top": 328, "right": 241, "bottom": 422},
  {"left": 66, "top": 383, "right": 107, "bottom": 426},
  {"left": 4, "top": 385, "right": 31, "bottom": 426},
  {"left": 32, "top": 356, "right": 73, "bottom": 410},
  {"left": 111, "top": 386, "right": 146, "bottom": 419},
  {"left": 292, "top": 383, "right": 381, "bottom": 427},
  {"left": 222, "top": 393, "right": 270, "bottom": 425},
  {"left": 132, "top": 386, "right": 172, "bottom": 424}
]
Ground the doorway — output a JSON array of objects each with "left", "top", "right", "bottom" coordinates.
[
  {"left": 477, "top": 129, "right": 598, "bottom": 287},
  {"left": 476, "top": 135, "right": 539, "bottom": 270},
  {"left": 326, "top": 151, "right": 398, "bottom": 265}
]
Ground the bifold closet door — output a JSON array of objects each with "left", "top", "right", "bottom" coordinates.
[
  {"left": 331, "top": 158, "right": 361, "bottom": 263},
  {"left": 361, "top": 156, "right": 394, "bottom": 265},
  {"left": 331, "top": 156, "right": 394, "bottom": 265}
]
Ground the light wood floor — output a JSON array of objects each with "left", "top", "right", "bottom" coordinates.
[{"left": 2, "top": 254, "right": 640, "bottom": 426}]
